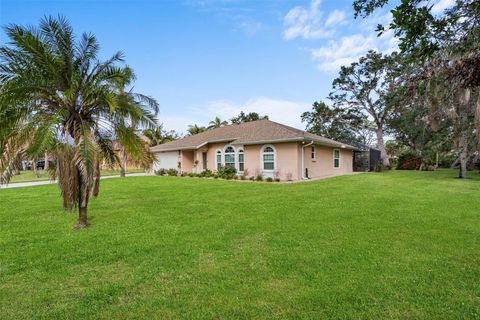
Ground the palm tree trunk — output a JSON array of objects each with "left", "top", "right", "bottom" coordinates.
[
  {"left": 33, "top": 157, "right": 39, "bottom": 177},
  {"left": 120, "top": 147, "right": 126, "bottom": 177},
  {"left": 44, "top": 152, "right": 49, "bottom": 171},
  {"left": 75, "top": 169, "right": 89, "bottom": 228},
  {"left": 93, "top": 160, "right": 100, "bottom": 197},
  {"left": 78, "top": 204, "right": 88, "bottom": 227}
]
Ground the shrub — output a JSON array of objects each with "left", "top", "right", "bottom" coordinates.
[
  {"left": 255, "top": 174, "right": 263, "bottom": 182},
  {"left": 155, "top": 168, "right": 167, "bottom": 176},
  {"left": 396, "top": 151, "right": 422, "bottom": 170},
  {"left": 249, "top": 176, "right": 255, "bottom": 181},
  {"left": 198, "top": 169, "right": 214, "bottom": 178},
  {"left": 374, "top": 162, "right": 386, "bottom": 172},
  {"left": 167, "top": 168, "right": 178, "bottom": 176},
  {"left": 217, "top": 166, "right": 237, "bottom": 180},
  {"left": 180, "top": 172, "right": 187, "bottom": 177},
  {"left": 274, "top": 178, "right": 280, "bottom": 182},
  {"left": 239, "top": 175, "right": 246, "bottom": 180},
  {"left": 187, "top": 172, "right": 195, "bottom": 177},
  {"left": 233, "top": 175, "right": 238, "bottom": 180},
  {"left": 213, "top": 174, "right": 219, "bottom": 179},
  {"left": 266, "top": 177, "right": 273, "bottom": 182}
]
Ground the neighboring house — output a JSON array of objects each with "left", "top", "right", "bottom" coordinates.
[{"left": 150, "top": 120, "right": 356, "bottom": 181}]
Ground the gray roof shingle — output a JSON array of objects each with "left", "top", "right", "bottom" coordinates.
[{"left": 150, "top": 120, "right": 356, "bottom": 152}]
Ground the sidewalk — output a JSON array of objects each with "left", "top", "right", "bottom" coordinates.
[{"left": 0, "top": 173, "right": 153, "bottom": 189}]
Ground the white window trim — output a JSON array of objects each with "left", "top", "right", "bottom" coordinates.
[
  {"left": 260, "top": 144, "right": 276, "bottom": 172},
  {"left": 333, "top": 148, "right": 340, "bottom": 168},
  {"left": 223, "top": 145, "right": 236, "bottom": 169},
  {"left": 311, "top": 145, "right": 316, "bottom": 161},
  {"left": 237, "top": 148, "right": 245, "bottom": 173},
  {"left": 215, "top": 149, "right": 223, "bottom": 170}
]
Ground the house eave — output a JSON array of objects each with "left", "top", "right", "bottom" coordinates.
[{"left": 304, "top": 138, "right": 358, "bottom": 150}]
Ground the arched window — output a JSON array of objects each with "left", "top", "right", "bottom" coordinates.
[
  {"left": 238, "top": 149, "right": 244, "bottom": 172},
  {"left": 216, "top": 150, "right": 222, "bottom": 170},
  {"left": 262, "top": 145, "right": 275, "bottom": 171},
  {"left": 224, "top": 146, "right": 235, "bottom": 169}
]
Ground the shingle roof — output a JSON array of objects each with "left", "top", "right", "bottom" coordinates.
[{"left": 150, "top": 120, "right": 357, "bottom": 152}]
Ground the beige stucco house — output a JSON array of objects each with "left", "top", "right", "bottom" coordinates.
[{"left": 150, "top": 120, "right": 356, "bottom": 181}]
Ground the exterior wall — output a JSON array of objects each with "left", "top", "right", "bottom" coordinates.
[
  {"left": 153, "top": 142, "right": 353, "bottom": 180},
  {"left": 303, "top": 144, "right": 353, "bottom": 179},
  {"left": 243, "top": 142, "right": 300, "bottom": 180},
  {"left": 205, "top": 142, "right": 228, "bottom": 172},
  {"left": 180, "top": 150, "right": 194, "bottom": 173},
  {"left": 196, "top": 141, "right": 300, "bottom": 180}
]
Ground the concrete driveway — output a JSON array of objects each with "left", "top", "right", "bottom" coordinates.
[{"left": 0, "top": 173, "right": 152, "bottom": 189}]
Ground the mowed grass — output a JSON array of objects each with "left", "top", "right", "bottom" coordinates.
[
  {"left": 8, "top": 168, "right": 145, "bottom": 183},
  {"left": 0, "top": 170, "right": 479, "bottom": 319}
]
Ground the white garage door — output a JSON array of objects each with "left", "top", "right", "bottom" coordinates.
[{"left": 153, "top": 151, "right": 178, "bottom": 171}]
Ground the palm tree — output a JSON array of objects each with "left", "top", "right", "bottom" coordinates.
[
  {"left": 187, "top": 124, "right": 207, "bottom": 136},
  {"left": 0, "top": 16, "right": 158, "bottom": 228},
  {"left": 208, "top": 116, "right": 228, "bottom": 129},
  {"left": 143, "top": 125, "right": 179, "bottom": 146},
  {"left": 143, "top": 127, "right": 164, "bottom": 146},
  {"left": 111, "top": 66, "right": 159, "bottom": 177}
]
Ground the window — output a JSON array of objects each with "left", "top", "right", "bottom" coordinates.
[
  {"left": 238, "top": 149, "right": 244, "bottom": 172},
  {"left": 224, "top": 146, "right": 235, "bottom": 169},
  {"left": 216, "top": 150, "right": 222, "bottom": 170},
  {"left": 333, "top": 149, "right": 340, "bottom": 168},
  {"left": 311, "top": 145, "right": 316, "bottom": 160},
  {"left": 262, "top": 145, "right": 275, "bottom": 171}
]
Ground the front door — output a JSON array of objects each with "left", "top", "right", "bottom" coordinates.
[{"left": 202, "top": 152, "right": 207, "bottom": 170}]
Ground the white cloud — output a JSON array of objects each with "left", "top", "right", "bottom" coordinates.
[
  {"left": 283, "top": 0, "right": 336, "bottom": 40},
  {"left": 431, "top": 0, "right": 455, "bottom": 14},
  {"left": 306, "top": 10, "right": 398, "bottom": 73},
  {"left": 311, "top": 34, "right": 376, "bottom": 72},
  {"left": 325, "top": 9, "right": 346, "bottom": 27},
  {"left": 203, "top": 97, "right": 309, "bottom": 129},
  {"left": 159, "top": 97, "right": 310, "bottom": 134}
]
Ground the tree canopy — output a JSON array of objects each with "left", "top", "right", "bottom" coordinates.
[
  {"left": 352, "top": 0, "right": 480, "bottom": 177},
  {"left": 230, "top": 111, "right": 269, "bottom": 124},
  {"left": 301, "top": 101, "right": 372, "bottom": 145}
]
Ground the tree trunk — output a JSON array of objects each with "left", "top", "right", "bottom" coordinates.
[
  {"left": 458, "top": 131, "right": 468, "bottom": 179},
  {"left": 375, "top": 127, "right": 390, "bottom": 167},
  {"left": 75, "top": 169, "right": 90, "bottom": 229},
  {"left": 33, "top": 158, "right": 39, "bottom": 177},
  {"left": 120, "top": 147, "right": 126, "bottom": 177},
  {"left": 44, "top": 152, "right": 49, "bottom": 171},
  {"left": 77, "top": 205, "right": 88, "bottom": 228},
  {"left": 457, "top": 88, "right": 471, "bottom": 179},
  {"left": 93, "top": 160, "right": 100, "bottom": 197}
]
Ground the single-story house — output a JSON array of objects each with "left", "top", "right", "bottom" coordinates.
[{"left": 150, "top": 120, "right": 357, "bottom": 181}]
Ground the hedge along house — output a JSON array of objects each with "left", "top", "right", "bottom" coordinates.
[{"left": 150, "top": 120, "right": 357, "bottom": 181}]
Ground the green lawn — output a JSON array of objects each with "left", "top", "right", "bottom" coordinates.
[
  {"left": 8, "top": 168, "right": 145, "bottom": 183},
  {"left": 0, "top": 170, "right": 479, "bottom": 319}
]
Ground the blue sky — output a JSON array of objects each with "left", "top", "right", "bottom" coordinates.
[{"left": 0, "top": 0, "right": 414, "bottom": 133}]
